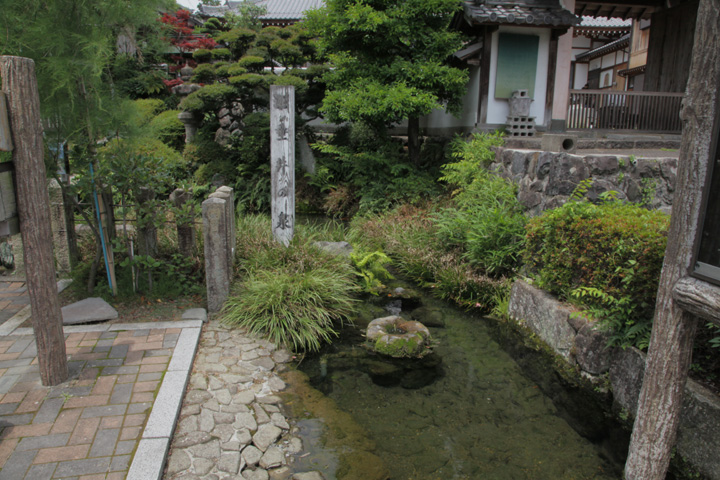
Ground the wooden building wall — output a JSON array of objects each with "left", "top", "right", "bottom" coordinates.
[{"left": 644, "top": 0, "right": 699, "bottom": 92}]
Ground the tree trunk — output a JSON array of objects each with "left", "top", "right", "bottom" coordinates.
[
  {"left": 0, "top": 56, "right": 68, "bottom": 386},
  {"left": 407, "top": 116, "right": 421, "bottom": 166},
  {"left": 62, "top": 145, "right": 80, "bottom": 268},
  {"left": 624, "top": 1, "right": 720, "bottom": 478}
]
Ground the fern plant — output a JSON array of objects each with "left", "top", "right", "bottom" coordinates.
[
  {"left": 570, "top": 286, "right": 652, "bottom": 349},
  {"left": 350, "top": 250, "right": 394, "bottom": 295}
]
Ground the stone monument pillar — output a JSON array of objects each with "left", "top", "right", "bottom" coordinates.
[{"left": 270, "top": 85, "right": 295, "bottom": 247}]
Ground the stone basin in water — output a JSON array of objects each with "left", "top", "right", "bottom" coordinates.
[{"left": 366, "top": 315, "right": 431, "bottom": 358}]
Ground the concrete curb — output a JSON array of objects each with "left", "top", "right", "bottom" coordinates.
[{"left": 130, "top": 325, "right": 202, "bottom": 480}]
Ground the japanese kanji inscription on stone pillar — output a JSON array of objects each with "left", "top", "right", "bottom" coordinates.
[{"left": 270, "top": 85, "right": 295, "bottom": 247}]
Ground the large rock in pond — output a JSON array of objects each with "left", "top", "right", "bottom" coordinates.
[{"left": 366, "top": 316, "right": 431, "bottom": 358}]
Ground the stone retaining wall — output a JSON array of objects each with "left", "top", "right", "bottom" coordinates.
[
  {"left": 508, "top": 279, "right": 720, "bottom": 479},
  {"left": 490, "top": 148, "right": 677, "bottom": 216}
]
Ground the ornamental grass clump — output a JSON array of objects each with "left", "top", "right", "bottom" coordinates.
[{"left": 222, "top": 215, "right": 358, "bottom": 352}]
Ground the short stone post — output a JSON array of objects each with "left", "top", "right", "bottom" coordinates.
[
  {"left": 209, "top": 186, "right": 235, "bottom": 269},
  {"left": 202, "top": 196, "right": 230, "bottom": 314},
  {"left": 270, "top": 85, "right": 295, "bottom": 246},
  {"left": 48, "top": 179, "right": 71, "bottom": 274},
  {"left": 170, "top": 188, "right": 196, "bottom": 258}
]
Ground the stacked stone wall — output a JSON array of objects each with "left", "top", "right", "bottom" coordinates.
[
  {"left": 490, "top": 148, "right": 677, "bottom": 216},
  {"left": 508, "top": 280, "right": 720, "bottom": 479}
]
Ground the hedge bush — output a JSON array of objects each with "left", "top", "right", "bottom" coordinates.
[
  {"left": 190, "top": 63, "right": 216, "bottom": 84},
  {"left": 179, "top": 83, "right": 237, "bottom": 114},
  {"left": 524, "top": 200, "right": 669, "bottom": 348},
  {"left": 192, "top": 49, "right": 212, "bottom": 63}
]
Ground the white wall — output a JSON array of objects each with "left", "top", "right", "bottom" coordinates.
[
  {"left": 487, "top": 26, "right": 550, "bottom": 125},
  {"left": 420, "top": 65, "right": 481, "bottom": 133},
  {"left": 573, "top": 63, "right": 589, "bottom": 89}
]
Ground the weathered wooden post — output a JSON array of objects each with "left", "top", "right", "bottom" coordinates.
[
  {"left": 624, "top": 2, "right": 720, "bottom": 478},
  {"left": 270, "top": 85, "right": 295, "bottom": 247},
  {"left": 0, "top": 56, "right": 68, "bottom": 385}
]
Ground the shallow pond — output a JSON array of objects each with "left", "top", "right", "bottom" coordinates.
[{"left": 281, "top": 287, "right": 628, "bottom": 480}]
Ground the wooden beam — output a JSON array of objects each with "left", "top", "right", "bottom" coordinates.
[
  {"left": 672, "top": 277, "right": 720, "bottom": 326},
  {"left": 0, "top": 56, "right": 68, "bottom": 386},
  {"left": 478, "top": 27, "right": 494, "bottom": 125},
  {"left": 545, "top": 33, "right": 559, "bottom": 129},
  {"left": 624, "top": 1, "right": 720, "bottom": 478},
  {"left": 0, "top": 93, "right": 12, "bottom": 152}
]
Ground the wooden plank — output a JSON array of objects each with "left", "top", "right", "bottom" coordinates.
[{"left": 0, "top": 93, "right": 12, "bottom": 151}]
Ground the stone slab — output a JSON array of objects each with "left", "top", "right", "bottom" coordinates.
[
  {"left": 168, "top": 328, "right": 201, "bottom": 372},
  {"left": 110, "top": 320, "right": 203, "bottom": 331},
  {"left": 126, "top": 437, "right": 169, "bottom": 480},
  {"left": 61, "top": 297, "right": 118, "bottom": 325},
  {"left": 0, "top": 305, "right": 30, "bottom": 336},
  {"left": 508, "top": 279, "right": 576, "bottom": 358},
  {"left": 143, "top": 370, "right": 189, "bottom": 439},
  {"left": 181, "top": 308, "right": 207, "bottom": 322}
]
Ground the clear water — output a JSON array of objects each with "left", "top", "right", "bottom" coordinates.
[{"left": 283, "top": 290, "right": 627, "bottom": 480}]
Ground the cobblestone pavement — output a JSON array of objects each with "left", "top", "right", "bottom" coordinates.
[{"left": 166, "top": 320, "right": 324, "bottom": 480}]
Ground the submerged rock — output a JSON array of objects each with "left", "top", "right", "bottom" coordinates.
[{"left": 409, "top": 306, "right": 445, "bottom": 328}]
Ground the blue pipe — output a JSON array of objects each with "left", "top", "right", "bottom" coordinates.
[{"left": 89, "top": 163, "right": 114, "bottom": 295}]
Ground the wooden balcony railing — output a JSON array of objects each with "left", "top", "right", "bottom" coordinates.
[{"left": 567, "top": 89, "right": 684, "bottom": 133}]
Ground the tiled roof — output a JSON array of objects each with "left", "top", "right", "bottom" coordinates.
[
  {"left": 575, "top": 33, "right": 630, "bottom": 61},
  {"left": 462, "top": 0, "right": 579, "bottom": 28},
  {"left": 200, "top": 0, "right": 324, "bottom": 21},
  {"left": 579, "top": 15, "right": 632, "bottom": 28}
]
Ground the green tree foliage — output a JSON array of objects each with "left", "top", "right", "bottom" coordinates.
[
  {"left": 306, "top": 0, "right": 469, "bottom": 164},
  {"left": 0, "top": 0, "right": 174, "bottom": 150}
]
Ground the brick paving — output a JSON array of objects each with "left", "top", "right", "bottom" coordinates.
[
  {"left": 0, "top": 327, "right": 183, "bottom": 479},
  {"left": 0, "top": 279, "right": 29, "bottom": 325}
]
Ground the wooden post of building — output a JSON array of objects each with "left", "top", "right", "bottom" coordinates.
[
  {"left": 270, "top": 85, "right": 295, "bottom": 247},
  {"left": 0, "top": 56, "right": 68, "bottom": 386},
  {"left": 624, "top": 2, "right": 719, "bottom": 478}
]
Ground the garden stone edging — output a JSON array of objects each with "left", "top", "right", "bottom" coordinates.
[{"left": 508, "top": 279, "right": 720, "bottom": 480}]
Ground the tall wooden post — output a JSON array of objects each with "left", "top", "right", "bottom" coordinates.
[
  {"left": 0, "top": 56, "right": 68, "bottom": 386},
  {"left": 624, "top": 1, "right": 719, "bottom": 478},
  {"left": 270, "top": 85, "right": 295, "bottom": 247}
]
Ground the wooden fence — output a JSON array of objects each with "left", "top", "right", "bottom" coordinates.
[{"left": 567, "top": 89, "right": 684, "bottom": 133}]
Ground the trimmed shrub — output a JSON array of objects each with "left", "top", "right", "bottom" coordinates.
[
  {"left": 190, "top": 63, "right": 216, "bottom": 84},
  {"left": 179, "top": 83, "right": 236, "bottom": 114},
  {"left": 525, "top": 200, "right": 669, "bottom": 348},
  {"left": 228, "top": 73, "right": 268, "bottom": 89},
  {"left": 148, "top": 110, "right": 185, "bottom": 151},
  {"left": 192, "top": 48, "right": 212, "bottom": 63},
  {"left": 226, "top": 64, "right": 248, "bottom": 77},
  {"left": 133, "top": 98, "right": 165, "bottom": 126},
  {"left": 269, "top": 74, "right": 308, "bottom": 96},
  {"left": 237, "top": 55, "right": 266, "bottom": 71},
  {"left": 211, "top": 47, "right": 232, "bottom": 60}
]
